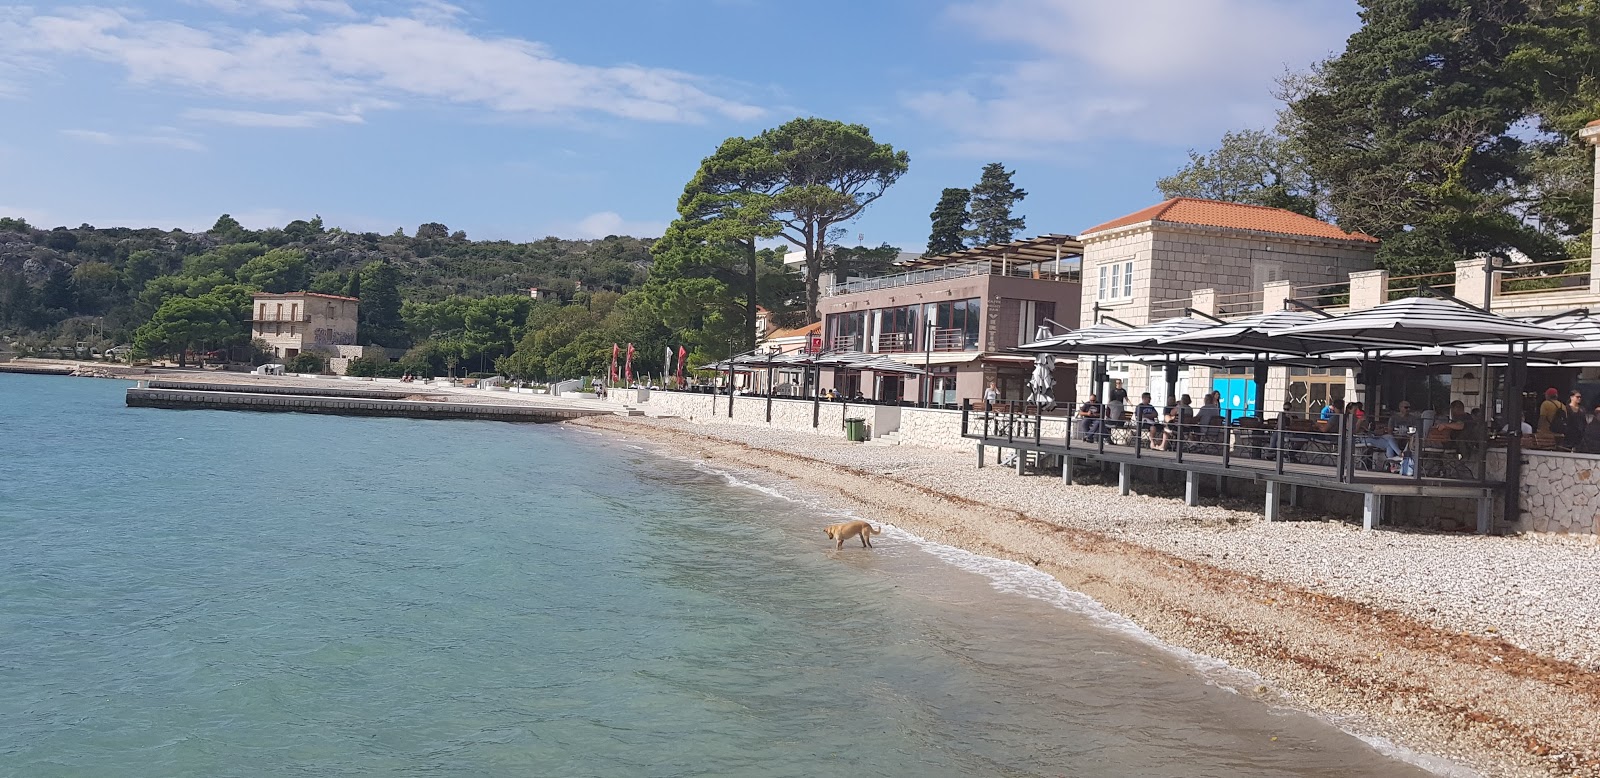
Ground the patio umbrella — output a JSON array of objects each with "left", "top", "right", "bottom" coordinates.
[
  {"left": 1016, "top": 322, "right": 1128, "bottom": 354},
  {"left": 1161, "top": 310, "right": 1360, "bottom": 356},
  {"left": 1068, "top": 316, "right": 1224, "bottom": 356},
  {"left": 1275, "top": 297, "right": 1580, "bottom": 351},
  {"left": 1459, "top": 310, "right": 1600, "bottom": 365}
]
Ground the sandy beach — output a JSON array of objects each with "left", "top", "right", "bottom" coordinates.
[{"left": 574, "top": 413, "right": 1600, "bottom": 778}]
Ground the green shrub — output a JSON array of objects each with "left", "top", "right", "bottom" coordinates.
[{"left": 286, "top": 352, "right": 325, "bottom": 374}]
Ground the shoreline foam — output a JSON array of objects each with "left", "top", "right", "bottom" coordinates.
[{"left": 573, "top": 414, "right": 1600, "bottom": 778}]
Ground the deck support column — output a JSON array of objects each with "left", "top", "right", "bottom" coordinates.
[
  {"left": 1184, "top": 472, "right": 1199, "bottom": 506},
  {"left": 1216, "top": 474, "right": 1226, "bottom": 497},
  {"left": 1063, "top": 456, "right": 1073, "bottom": 485},
  {"left": 1265, "top": 481, "right": 1281, "bottom": 521},
  {"left": 1289, "top": 483, "right": 1300, "bottom": 507},
  {"left": 1118, "top": 463, "right": 1130, "bottom": 496},
  {"left": 1363, "top": 493, "right": 1384, "bottom": 531},
  {"left": 977, "top": 444, "right": 985, "bottom": 469},
  {"left": 1477, "top": 496, "right": 1493, "bottom": 535}
]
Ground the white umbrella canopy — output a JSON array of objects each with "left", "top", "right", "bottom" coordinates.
[
  {"left": 843, "top": 355, "right": 928, "bottom": 375},
  {"left": 1277, "top": 296, "right": 1581, "bottom": 350},
  {"left": 1162, "top": 309, "right": 1362, "bottom": 356},
  {"left": 1067, "top": 316, "right": 1225, "bottom": 356},
  {"left": 1459, "top": 310, "right": 1600, "bottom": 364},
  {"left": 1016, "top": 322, "right": 1127, "bottom": 353}
]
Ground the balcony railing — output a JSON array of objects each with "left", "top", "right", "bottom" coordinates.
[
  {"left": 830, "top": 335, "right": 859, "bottom": 351},
  {"left": 824, "top": 260, "right": 1080, "bottom": 297},
  {"left": 929, "top": 328, "right": 967, "bottom": 352},
  {"left": 253, "top": 313, "right": 311, "bottom": 322},
  {"left": 874, "top": 332, "right": 913, "bottom": 352}
]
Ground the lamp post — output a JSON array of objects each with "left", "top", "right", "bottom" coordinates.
[{"left": 922, "top": 315, "right": 935, "bottom": 407}]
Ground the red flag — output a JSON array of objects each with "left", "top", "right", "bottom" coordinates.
[
  {"left": 677, "top": 345, "right": 687, "bottom": 388},
  {"left": 609, "top": 343, "right": 618, "bottom": 385},
  {"left": 625, "top": 343, "right": 635, "bottom": 384}
]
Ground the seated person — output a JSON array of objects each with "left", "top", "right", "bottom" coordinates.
[
  {"left": 1192, "top": 392, "right": 1224, "bottom": 441},
  {"left": 1078, "top": 394, "right": 1106, "bottom": 442},
  {"left": 1359, "top": 401, "right": 1414, "bottom": 461},
  {"left": 1154, "top": 395, "right": 1194, "bottom": 449},
  {"left": 1134, "top": 392, "right": 1163, "bottom": 447}
]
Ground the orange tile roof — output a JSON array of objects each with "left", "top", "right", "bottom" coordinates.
[
  {"left": 1588, "top": 118, "right": 1600, "bottom": 127},
  {"left": 1082, "top": 198, "right": 1378, "bottom": 244},
  {"left": 765, "top": 322, "right": 821, "bottom": 340}
]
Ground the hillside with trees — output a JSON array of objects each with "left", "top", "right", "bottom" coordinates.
[
  {"left": 0, "top": 116, "right": 907, "bottom": 382},
  {"left": 0, "top": 214, "right": 654, "bottom": 374}
]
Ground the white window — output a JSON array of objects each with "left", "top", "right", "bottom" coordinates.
[{"left": 1098, "top": 260, "right": 1136, "bottom": 301}]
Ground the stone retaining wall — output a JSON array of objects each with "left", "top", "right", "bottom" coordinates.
[{"left": 127, "top": 388, "right": 606, "bottom": 423}]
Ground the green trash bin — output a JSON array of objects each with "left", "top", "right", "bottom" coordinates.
[{"left": 844, "top": 417, "right": 867, "bottom": 442}]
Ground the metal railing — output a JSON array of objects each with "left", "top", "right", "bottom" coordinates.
[
  {"left": 1215, "top": 289, "right": 1263, "bottom": 317},
  {"left": 824, "top": 260, "right": 1080, "bottom": 297},
  {"left": 1496, "top": 257, "right": 1592, "bottom": 297},
  {"left": 873, "top": 332, "right": 913, "bottom": 352},
  {"left": 252, "top": 313, "right": 311, "bottom": 322},
  {"left": 1387, "top": 271, "right": 1454, "bottom": 300},
  {"left": 961, "top": 402, "right": 1497, "bottom": 487},
  {"left": 830, "top": 335, "right": 859, "bottom": 351},
  {"left": 1289, "top": 281, "right": 1350, "bottom": 309}
]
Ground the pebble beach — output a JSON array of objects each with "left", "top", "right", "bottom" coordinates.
[{"left": 578, "top": 413, "right": 1600, "bottom": 778}]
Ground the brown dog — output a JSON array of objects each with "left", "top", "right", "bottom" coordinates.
[{"left": 824, "top": 520, "right": 881, "bottom": 550}]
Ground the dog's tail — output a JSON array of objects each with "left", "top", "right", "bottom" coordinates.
[{"left": 867, "top": 523, "right": 882, "bottom": 536}]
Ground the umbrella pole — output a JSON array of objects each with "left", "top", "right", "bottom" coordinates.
[{"left": 1501, "top": 343, "right": 1522, "bottom": 531}]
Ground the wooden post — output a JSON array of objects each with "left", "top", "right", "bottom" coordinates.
[
  {"left": 1118, "top": 463, "right": 1130, "bottom": 496},
  {"left": 1184, "top": 472, "right": 1199, "bottom": 506},
  {"left": 1265, "top": 480, "right": 1281, "bottom": 521},
  {"left": 1363, "top": 493, "right": 1383, "bottom": 530}
]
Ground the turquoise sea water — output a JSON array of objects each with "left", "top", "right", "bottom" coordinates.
[{"left": 0, "top": 374, "right": 1442, "bottom": 777}]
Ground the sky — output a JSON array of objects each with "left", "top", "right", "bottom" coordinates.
[{"left": 0, "top": 0, "right": 1362, "bottom": 250}]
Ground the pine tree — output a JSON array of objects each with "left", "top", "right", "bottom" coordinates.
[
  {"left": 924, "top": 188, "right": 970, "bottom": 257},
  {"left": 1290, "top": 0, "right": 1555, "bottom": 273},
  {"left": 965, "top": 163, "right": 1027, "bottom": 247}
]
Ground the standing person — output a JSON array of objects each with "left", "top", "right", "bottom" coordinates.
[
  {"left": 1106, "top": 379, "right": 1128, "bottom": 427},
  {"left": 983, "top": 381, "right": 999, "bottom": 413},
  {"left": 1565, "top": 391, "right": 1586, "bottom": 450},
  {"left": 1537, "top": 388, "right": 1566, "bottom": 439},
  {"left": 1581, "top": 402, "right": 1600, "bottom": 454}
]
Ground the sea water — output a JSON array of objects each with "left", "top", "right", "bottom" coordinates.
[{"left": 0, "top": 374, "right": 1448, "bottom": 777}]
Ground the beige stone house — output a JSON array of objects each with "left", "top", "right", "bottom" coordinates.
[
  {"left": 1075, "top": 198, "right": 1379, "bottom": 411},
  {"left": 250, "top": 292, "right": 359, "bottom": 361}
]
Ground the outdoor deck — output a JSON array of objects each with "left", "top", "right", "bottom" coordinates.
[{"left": 963, "top": 407, "right": 1501, "bottom": 532}]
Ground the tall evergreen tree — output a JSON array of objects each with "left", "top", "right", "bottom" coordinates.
[
  {"left": 356, "top": 261, "right": 406, "bottom": 347},
  {"left": 1290, "top": 0, "right": 1555, "bottom": 273},
  {"left": 925, "top": 188, "right": 971, "bottom": 256},
  {"left": 965, "top": 163, "right": 1027, "bottom": 247}
]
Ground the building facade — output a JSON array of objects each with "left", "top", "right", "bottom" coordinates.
[
  {"left": 1075, "top": 198, "right": 1379, "bottom": 410},
  {"left": 816, "top": 236, "right": 1083, "bottom": 406},
  {"left": 250, "top": 292, "right": 360, "bottom": 360}
]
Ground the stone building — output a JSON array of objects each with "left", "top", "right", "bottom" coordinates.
[
  {"left": 250, "top": 292, "right": 359, "bottom": 361},
  {"left": 1075, "top": 198, "right": 1379, "bottom": 411}
]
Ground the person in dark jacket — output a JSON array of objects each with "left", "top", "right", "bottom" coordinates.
[
  {"left": 1566, "top": 391, "right": 1586, "bottom": 450},
  {"left": 1581, "top": 402, "right": 1600, "bottom": 454}
]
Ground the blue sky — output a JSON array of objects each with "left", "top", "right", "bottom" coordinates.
[{"left": 0, "top": 0, "right": 1360, "bottom": 249}]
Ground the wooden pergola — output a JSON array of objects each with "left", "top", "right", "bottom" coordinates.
[{"left": 895, "top": 234, "right": 1084, "bottom": 277}]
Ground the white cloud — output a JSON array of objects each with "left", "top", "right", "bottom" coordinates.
[
  {"left": 188, "top": 0, "right": 357, "bottom": 18},
  {"left": 60, "top": 127, "right": 207, "bottom": 152},
  {"left": 3, "top": 5, "right": 765, "bottom": 127},
  {"left": 557, "top": 211, "right": 667, "bottom": 240},
  {"left": 183, "top": 107, "right": 365, "bottom": 127},
  {"left": 908, "top": 0, "right": 1354, "bottom": 156}
]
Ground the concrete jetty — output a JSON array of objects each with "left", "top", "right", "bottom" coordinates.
[
  {"left": 126, "top": 386, "right": 610, "bottom": 424},
  {"left": 0, "top": 362, "right": 75, "bottom": 375}
]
